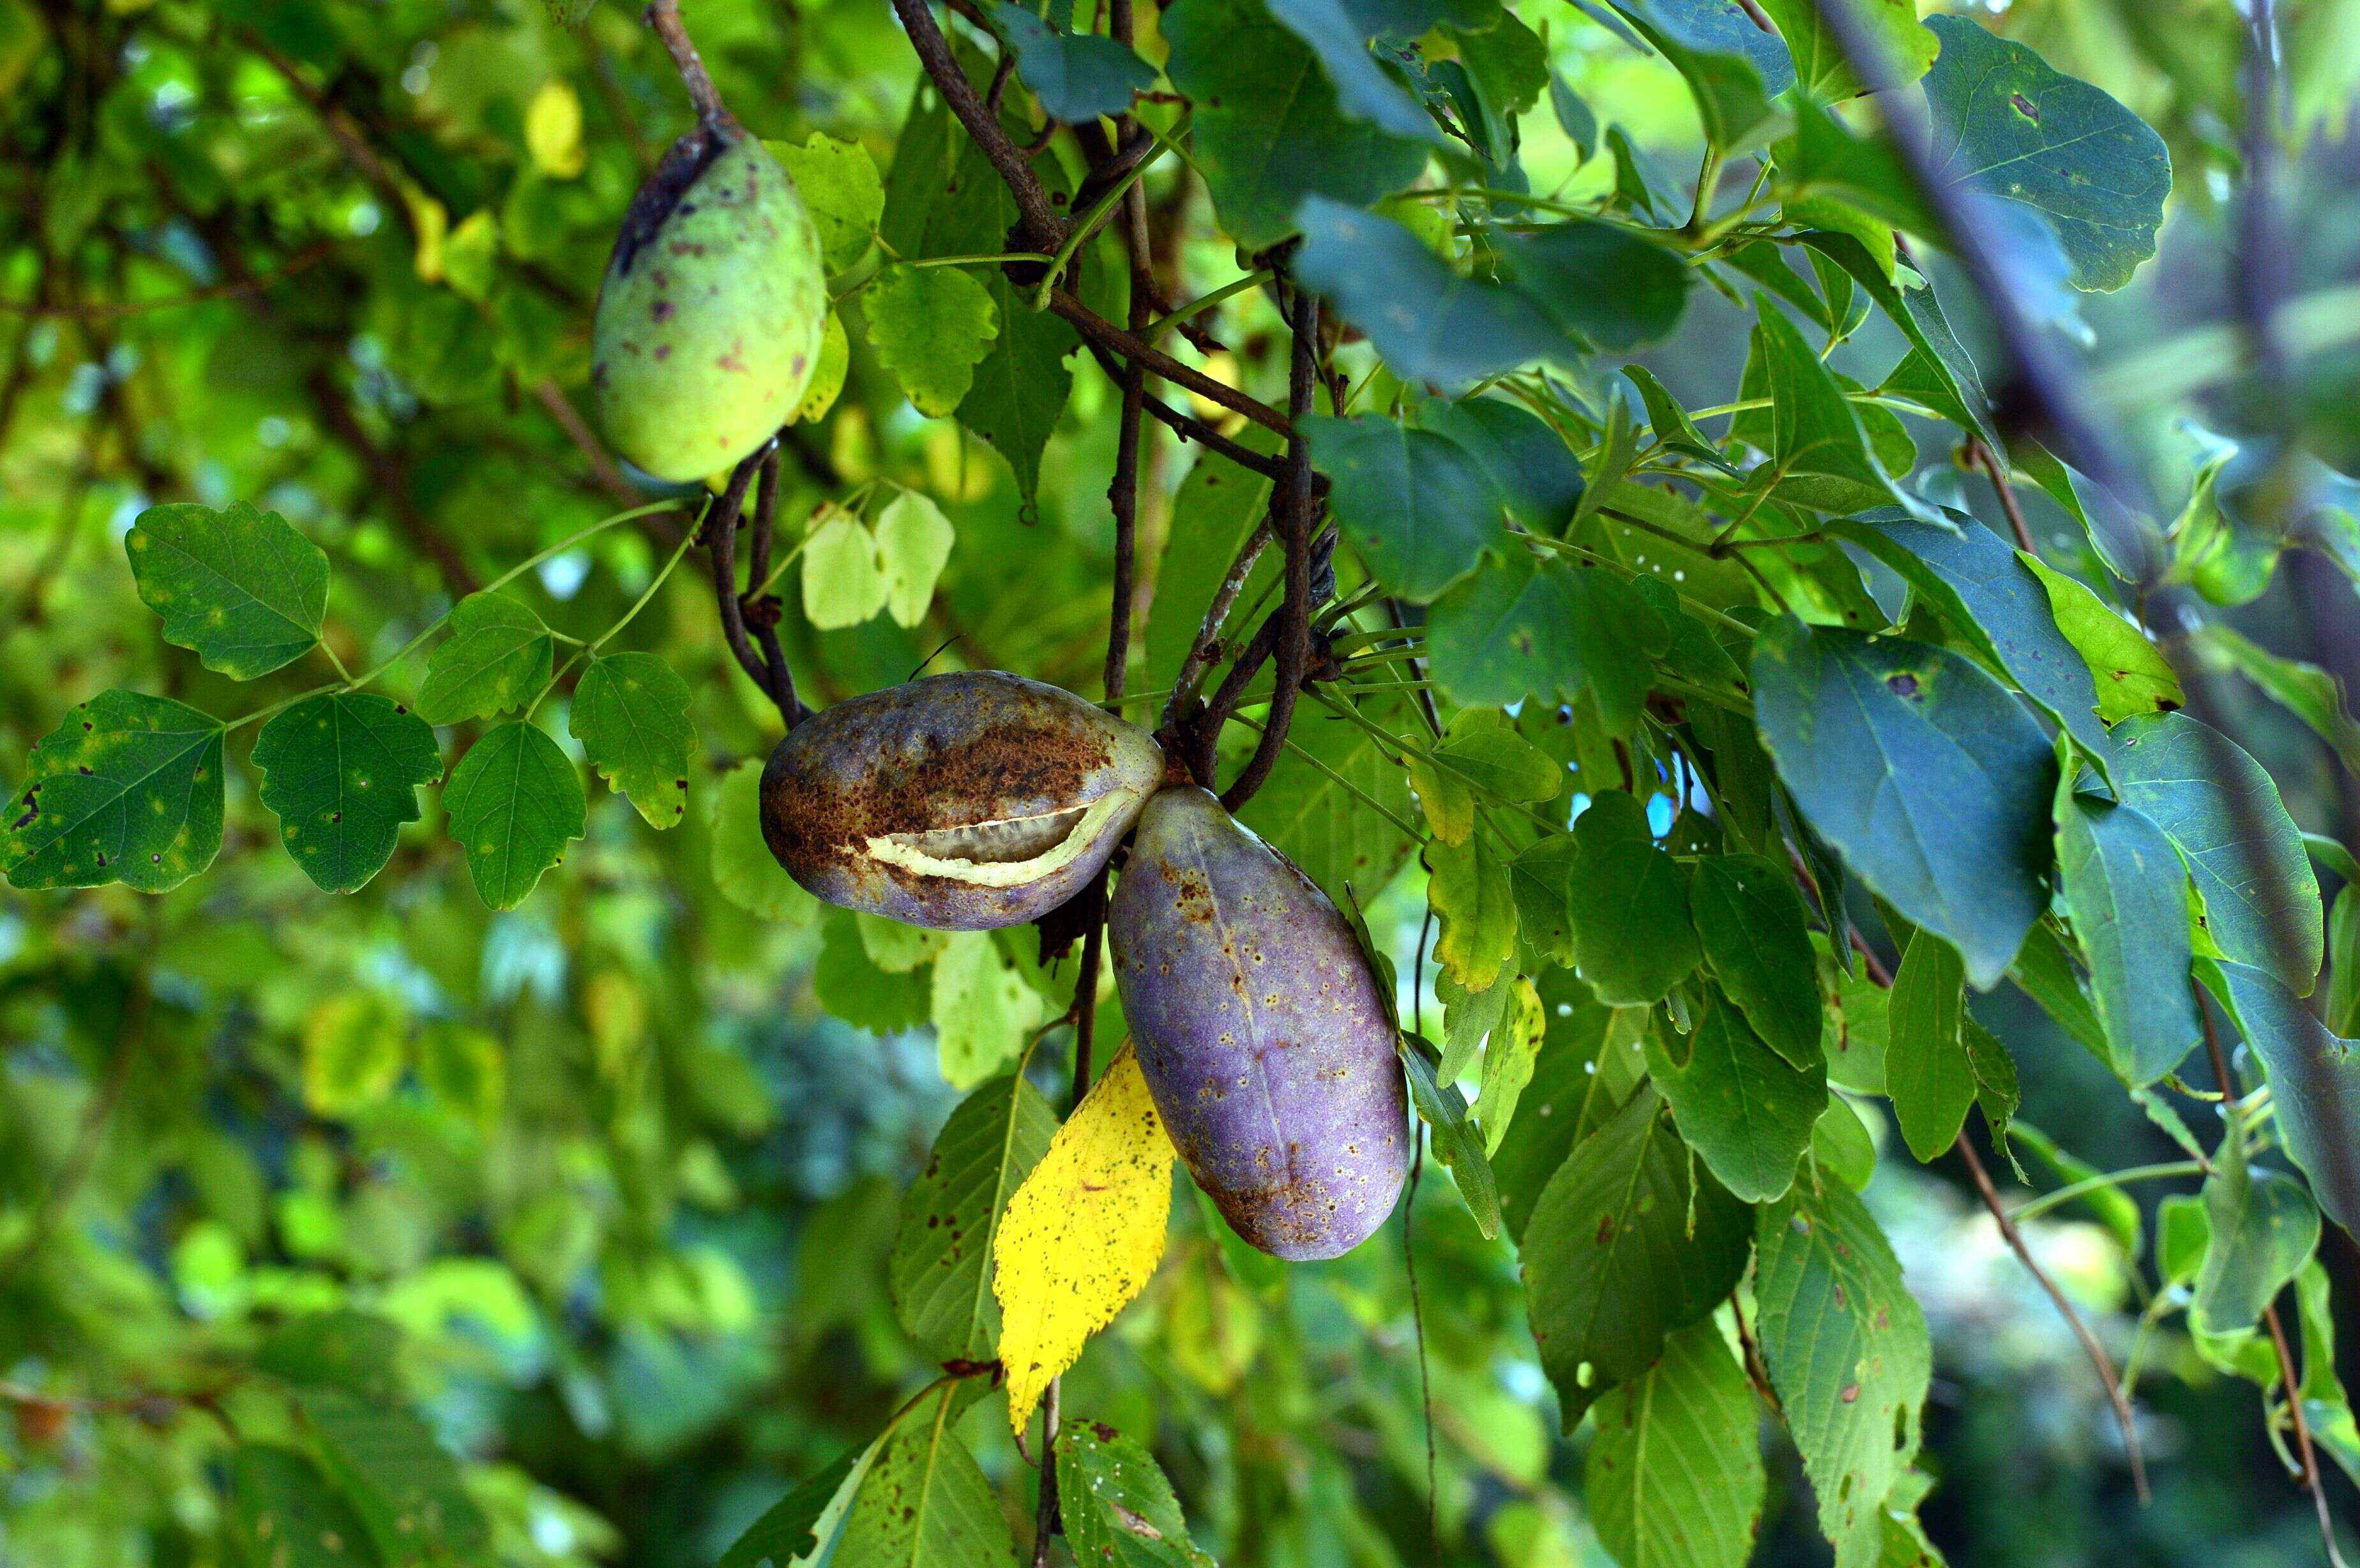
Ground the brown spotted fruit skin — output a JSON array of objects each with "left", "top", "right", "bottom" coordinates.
[
  {"left": 1110, "top": 786, "right": 1408, "bottom": 1260},
  {"left": 592, "top": 124, "right": 824, "bottom": 483},
  {"left": 759, "top": 671, "right": 1163, "bottom": 931}
]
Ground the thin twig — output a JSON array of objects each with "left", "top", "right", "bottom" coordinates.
[
  {"left": 1030, "top": 1378, "right": 1062, "bottom": 1567},
  {"left": 1161, "top": 520, "right": 1271, "bottom": 734},
  {"left": 888, "top": 0, "right": 1069, "bottom": 248},
  {"left": 1955, "top": 1132, "right": 2150, "bottom": 1504},
  {"left": 1969, "top": 437, "right": 2036, "bottom": 554},
  {"left": 1220, "top": 282, "right": 1319, "bottom": 811},
  {"left": 1052, "top": 289, "right": 1292, "bottom": 437},
  {"left": 644, "top": 0, "right": 729, "bottom": 124},
  {"left": 1082, "top": 340, "right": 1287, "bottom": 481}
]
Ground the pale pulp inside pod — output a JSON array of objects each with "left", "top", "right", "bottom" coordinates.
[{"left": 862, "top": 790, "right": 1135, "bottom": 887}]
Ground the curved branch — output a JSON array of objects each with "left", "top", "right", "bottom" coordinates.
[
  {"left": 888, "top": 0, "right": 1070, "bottom": 249},
  {"left": 708, "top": 445, "right": 801, "bottom": 725},
  {"left": 1051, "top": 289, "right": 1292, "bottom": 437}
]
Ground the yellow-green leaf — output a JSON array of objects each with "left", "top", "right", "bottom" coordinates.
[
  {"left": 802, "top": 516, "right": 888, "bottom": 629},
  {"left": 2020, "top": 555, "right": 2182, "bottom": 721}
]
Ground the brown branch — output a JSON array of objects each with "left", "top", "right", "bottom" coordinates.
[
  {"left": 1079, "top": 339, "right": 1285, "bottom": 480},
  {"left": 0, "top": 243, "right": 336, "bottom": 319},
  {"left": 536, "top": 379, "right": 645, "bottom": 509},
  {"left": 707, "top": 443, "right": 801, "bottom": 723},
  {"left": 306, "top": 366, "right": 480, "bottom": 595},
  {"left": 888, "top": 0, "right": 1070, "bottom": 249},
  {"left": 1220, "top": 283, "right": 1319, "bottom": 813},
  {"left": 1970, "top": 437, "right": 2036, "bottom": 554},
  {"left": 1955, "top": 1131, "right": 2151, "bottom": 1504},
  {"left": 747, "top": 445, "right": 802, "bottom": 721},
  {"left": 1052, "top": 289, "right": 1292, "bottom": 437},
  {"left": 645, "top": 0, "right": 730, "bottom": 126},
  {"left": 1160, "top": 519, "right": 1271, "bottom": 734}
]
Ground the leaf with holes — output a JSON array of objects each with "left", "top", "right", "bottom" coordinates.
[
  {"left": 3, "top": 690, "right": 223, "bottom": 893},
  {"left": 442, "top": 721, "right": 586, "bottom": 909},
  {"left": 1055, "top": 1422, "right": 1218, "bottom": 1568},
  {"left": 1587, "top": 1319, "right": 1766, "bottom": 1568},
  {"left": 126, "top": 501, "right": 326, "bottom": 679},
  {"left": 415, "top": 592, "right": 554, "bottom": 725},
  {"left": 571, "top": 652, "right": 696, "bottom": 830},
  {"left": 254, "top": 693, "right": 442, "bottom": 893},
  {"left": 1754, "top": 1179, "right": 1932, "bottom": 1568},
  {"left": 1520, "top": 1084, "right": 1751, "bottom": 1429}
]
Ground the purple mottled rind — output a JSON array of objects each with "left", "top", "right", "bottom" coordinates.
[
  {"left": 1110, "top": 786, "right": 1409, "bottom": 1260},
  {"left": 759, "top": 671, "right": 1163, "bottom": 931}
]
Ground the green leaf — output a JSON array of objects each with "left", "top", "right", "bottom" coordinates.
[
  {"left": 923, "top": 129, "right": 1080, "bottom": 501},
  {"left": 932, "top": 930, "right": 1046, "bottom": 1089},
  {"left": 1236, "top": 693, "right": 1420, "bottom": 907},
  {"left": 817, "top": 912, "right": 932, "bottom": 1032},
  {"left": 1296, "top": 197, "right": 1570, "bottom": 385},
  {"left": 231, "top": 1445, "right": 382, "bottom": 1568},
  {"left": 1813, "top": 1095, "right": 1877, "bottom": 1190},
  {"left": 1472, "top": 976, "right": 1545, "bottom": 1153},
  {"left": 2190, "top": 623, "right": 2360, "bottom": 774},
  {"left": 891, "top": 1072, "right": 1059, "bottom": 1362},
  {"left": 2016, "top": 556, "right": 2181, "bottom": 721},
  {"left": 833, "top": 1383, "right": 1015, "bottom": 1568},
  {"left": 1746, "top": 299, "right": 1916, "bottom": 517},
  {"left": 1424, "top": 831, "right": 1517, "bottom": 993},
  {"left": 1520, "top": 1084, "right": 1751, "bottom": 1429},
  {"left": 1691, "top": 853, "right": 1822, "bottom": 1069},
  {"left": 1645, "top": 988, "right": 1826, "bottom": 1202},
  {"left": 570, "top": 652, "right": 697, "bottom": 830},
  {"left": 1425, "top": 551, "right": 1669, "bottom": 728},
  {"left": 1303, "top": 412, "right": 1506, "bottom": 602},
  {"left": 1265, "top": 0, "right": 1437, "bottom": 140},
  {"left": 1508, "top": 833, "right": 1579, "bottom": 970},
  {"left": 711, "top": 758, "right": 820, "bottom": 923},
  {"left": 2208, "top": 960, "right": 2360, "bottom": 1242},
  {"left": 1822, "top": 947, "right": 1891, "bottom": 1092},
  {"left": 1399, "top": 1033, "right": 1502, "bottom": 1239},
  {"left": 1608, "top": 0, "right": 1789, "bottom": 152},
  {"left": 303, "top": 992, "right": 405, "bottom": 1118},
  {"left": 1493, "top": 219, "right": 1692, "bottom": 351},
  {"left": 718, "top": 1449, "right": 865, "bottom": 1568},
  {"left": 2112, "top": 711, "right": 2322, "bottom": 991},
  {"left": 3, "top": 690, "right": 224, "bottom": 893},
  {"left": 126, "top": 501, "right": 327, "bottom": 679},
  {"left": 442, "top": 721, "right": 586, "bottom": 909},
  {"left": 255, "top": 1312, "right": 405, "bottom": 1403},
  {"left": 1587, "top": 1319, "right": 1766, "bottom": 1568},
  {"left": 1564, "top": 790, "right": 1700, "bottom": 1006},
  {"left": 1751, "top": 620, "right": 2056, "bottom": 989},
  {"left": 800, "top": 310, "right": 852, "bottom": 423},
  {"left": 1430, "top": 724, "right": 1561, "bottom": 804},
  {"left": 768, "top": 133, "right": 886, "bottom": 272},
  {"left": 1625, "top": 363, "right": 1739, "bottom": 477},
  {"left": 859, "top": 912, "right": 951, "bottom": 974},
  {"left": 1055, "top": 1422, "right": 1218, "bottom": 1568},
  {"left": 865, "top": 263, "right": 999, "bottom": 418},
  {"left": 875, "top": 491, "right": 956, "bottom": 629},
  {"left": 2055, "top": 793, "right": 2200, "bottom": 1084},
  {"left": 2008, "top": 921, "right": 2110, "bottom": 1066},
  {"left": 1962, "top": 1013, "right": 2019, "bottom": 1156},
  {"left": 299, "top": 1390, "right": 491, "bottom": 1568},
  {"left": 1754, "top": 1179, "right": 1931, "bottom": 1568},
  {"left": 1437, "top": 965, "right": 1513, "bottom": 1081},
  {"left": 1495, "top": 974, "right": 1646, "bottom": 1240},
  {"left": 1884, "top": 931, "right": 1974, "bottom": 1163},
  {"left": 1755, "top": 0, "right": 1934, "bottom": 103},
  {"left": 1163, "top": 0, "right": 1428, "bottom": 249},
  {"left": 992, "top": 3, "right": 1158, "bottom": 123},
  {"left": 2191, "top": 1138, "right": 2319, "bottom": 1337},
  {"left": 1825, "top": 509, "right": 2113, "bottom": 765},
  {"left": 415, "top": 592, "right": 554, "bottom": 725},
  {"left": 1921, "top": 15, "right": 2171, "bottom": 292},
  {"left": 1550, "top": 72, "right": 1598, "bottom": 162},
  {"left": 253, "top": 693, "right": 444, "bottom": 893}
]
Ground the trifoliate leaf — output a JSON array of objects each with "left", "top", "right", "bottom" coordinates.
[{"left": 874, "top": 490, "right": 955, "bottom": 629}]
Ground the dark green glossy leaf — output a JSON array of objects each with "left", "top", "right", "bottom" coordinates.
[
  {"left": 1564, "top": 790, "right": 1699, "bottom": 1006},
  {"left": 1495, "top": 972, "right": 1644, "bottom": 1240},
  {"left": 1266, "top": 0, "right": 1436, "bottom": 139},
  {"left": 1751, "top": 621, "right": 2056, "bottom": 988},
  {"left": 1691, "top": 853, "right": 1822, "bottom": 1068},
  {"left": 3, "top": 690, "right": 224, "bottom": 893},
  {"left": 442, "top": 721, "right": 586, "bottom": 909},
  {"left": 1164, "top": 0, "right": 1428, "bottom": 248},
  {"left": 1302, "top": 412, "right": 1504, "bottom": 601},
  {"left": 2209, "top": 960, "right": 2360, "bottom": 1241},
  {"left": 2112, "top": 712, "right": 2322, "bottom": 993},
  {"left": 2008, "top": 921, "right": 2110, "bottom": 1066},
  {"left": 1746, "top": 299, "right": 1917, "bottom": 516},
  {"left": 1296, "top": 197, "right": 1570, "bottom": 384},
  {"left": 2055, "top": 793, "right": 2201, "bottom": 1084},
  {"left": 126, "top": 501, "right": 326, "bottom": 679},
  {"left": 1608, "top": 0, "right": 1790, "bottom": 151},
  {"left": 1754, "top": 1179, "right": 1930, "bottom": 1568},
  {"left": 1884, "top": 930, "right": 1974, "bottom": 1161},
  {"left": 1520, "top": 1085, "right": 1751, "bottom": 1429},
  {"left": 571, "top": 652, "right": 697, "bottom": 830},
  {"left": 1645, "top": 988, "right": 1825, "bottom": 1202},
  {"left": 1755, "top": 0, "right": 1933, "bottom": 103},
  {"left": 992, "top": 3, "right": 1158, "bottom": 123},
  {"left": 1417, "top": 396, "right": 1586, "bottom": 533},
  {"left": 718, "top": 1449, "right": 864, "bottom": 1568},
  {"left": 1921, "top": 15, "right": 2171, "bottom": 292},
  {"left": 253, "top": 693, "right": 444, "bottom": 894},
  {"left": 1425, "top": 550, "right": 1669, "bottom": 729}
]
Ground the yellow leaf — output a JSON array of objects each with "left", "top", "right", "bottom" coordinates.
[
  {"left": 995, "top": 1044, "right": 1174, "bottom": 1433},
  {"left": 526, "top": 80, "right": 586, "bottom": 179},
  {"left": 407, "top": 188, "right": 448, "bottom": 283}
]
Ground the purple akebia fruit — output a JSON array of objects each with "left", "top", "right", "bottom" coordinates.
[
  {"left": 1109, "top": 785, "right": 1409, "bottom": 1260},
  {"left": 759, "top": 671, "right": 1163, "bottom": 931}
]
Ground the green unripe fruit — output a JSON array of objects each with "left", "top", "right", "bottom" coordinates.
[{"left": 592, "top": 124, "right": 826, "bottom": 483}]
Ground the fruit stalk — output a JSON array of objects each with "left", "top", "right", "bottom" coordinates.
[{"left": 644, "top": 0, "right": 729, "bottom": 128}]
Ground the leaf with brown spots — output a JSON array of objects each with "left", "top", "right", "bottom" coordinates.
[
  {"left": 2, "top": 690, "right": 223, "bottom": 894},
  {"left": 255, "top": 692, "right": 442, "bottom": 893},
  {"left": 571, "top": 652, "right": 697, "bottom": 831},
  {"left": 890, "top": 1071, "right": 1058, "bottom": 1363},
  {"left": 1055, "top": 1421, "right": 1216, "bottom": 1568}
]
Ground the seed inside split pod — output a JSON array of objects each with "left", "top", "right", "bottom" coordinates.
[{"left": 759, "top": 670, "right": 1165, "bottom": 931}]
